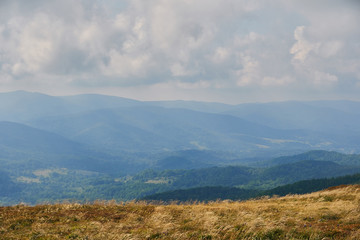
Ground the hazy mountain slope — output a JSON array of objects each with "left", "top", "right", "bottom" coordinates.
[
  {"left": 147, "top": 100, "right": 235, "bottom": 113},
  {"left": 261, "top": 150, "right": 360, "bottom": 167},
  {"left": 28, "top": 106, "right": 331, "bottom": 154},
  {"left": 27, "top": 107, "right": 180, "bottom": 152},
  {"left": 0, "top": 91, "right": 68, "bottom": 122},
  {"left": 1, "top": 91, "right": 360, "bottom": 155},
  {"left": 0, "top": 121, "right": 139, "bottom": 174},
  {"left": 151, "top": 150, "right": 239, "bottom": 170},
  {"left": 308, "top": 100, "right": 360, "bottom": 115},
  {"left": 0, "top": 170, "right": 21, "bottom": 197},
  {"left": 2, "top": 91, "right": 360, "bottom": 138},
  {"left": 0, "top": 91, "right": 142, "bottom": 122},
  {"left": 0, "top": 121, "right": 84, "bottom": 154},
  {"left": 223, "top": 100, "right": 360, "bottom": 135},
  {"left": 1, "top": 90, "right": 360, "bottom": 164},
  {"left": 59, "top": 93, "right": 142, "bottom": 110}
]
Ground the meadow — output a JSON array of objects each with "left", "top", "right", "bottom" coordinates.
[{"left": 0, "top": 185, "right": 359, "bottom": 239}]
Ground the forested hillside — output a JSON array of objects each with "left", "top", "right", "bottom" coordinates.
[
  {"left": 143, "top": 174, "right": 360, "bottom": 202},
  {"left": 1, "top": 152, "right": 359, "bottom": 205}
]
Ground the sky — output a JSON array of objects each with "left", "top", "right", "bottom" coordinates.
[{"left": 0, "top": 0, "right": 359, "bottom": 104}]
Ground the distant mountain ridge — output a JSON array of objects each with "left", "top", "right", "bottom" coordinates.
[
  {"left": 0, "top": 91, "right": 142, "bottom": 122},
  {"left": 0, "top": 91, "right": 359, "bottom": 173},
  {"left": 222, "top": 100, "right": 360, "bottom": 135},
  {"left": 0, "top": 121, "right": 141, "bottom": 174},
  {"left": 259, "top": 150, "right": 360, "bottom": 167},
  {"left": 28, "top": 105, "right": 315, "bottom": 153},
  {"left": 0, "top": 91, "right": 359, "bottom": 180}
]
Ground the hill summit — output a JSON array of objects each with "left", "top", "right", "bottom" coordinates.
[{"left": 1, "top": 185, "right": 359, "bottom": 239}]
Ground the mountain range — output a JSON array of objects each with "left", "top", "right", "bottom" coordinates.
[
  {"left": 1, "top": 91, "right": 360, "bottom": 173},
  {"left": 1, "top": 91, "right": 360, "bottom": 204},
  {"left": 1, "top": 91, "right": 360, "bottom": 159}
]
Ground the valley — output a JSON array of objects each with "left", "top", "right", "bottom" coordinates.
[{"left": 0, "top": 91, "right": 360, "bottom": 205}]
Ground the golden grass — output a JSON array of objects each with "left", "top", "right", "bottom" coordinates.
[{"left": 1, "top": 185, "right": 359, "bottom": 239}]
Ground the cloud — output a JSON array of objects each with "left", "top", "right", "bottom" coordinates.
[
  {"left": 102, "top": 49, "right": 151, "bottom": 78},
  {"left": 11, "top": 13, "right": 61, "bottom": 75},
  {"left": 262, "top": 76, "right": 295, "bottom": 86},
  {"left": 0, "top": 0, "right": 359, "bottom": 103},
  {"left": 290, "top": 26, "right": 318, "bottom": 62},
  {"left": 210, "top": 47, "right": 230, "bottom": 64},
  {"left": 313, "top": 71, "right": 338, "bottom": 85},
  {"left": 235, "top": 54, "right": 260, "bottom": 87}
]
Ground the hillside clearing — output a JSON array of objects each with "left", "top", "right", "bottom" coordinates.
[{"left": 0, "top": 185, "right": 359, "bottom": 239}]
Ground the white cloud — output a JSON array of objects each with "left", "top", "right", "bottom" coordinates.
[
  {"left": 170, "top": 63, "right": 197, "bottom": 77},
  {"left": 12, "top": 13, "right": 61, "bottom": 75},
  {"left": 235, "top": 54, "right": 260, "bottom": 87},
  {"left": 291, "top": 26, "right": 345, "bottom": 63},
  {"left": 234, "top": 32, "right": 263, "bottom": 47},
  {"left": 102, "top": 49, "right": 151, "bottom": 78},
  {"left": 113, "top": 14, "right": 131, "bottom": 32},
  {"left": 312, "top": 71, "right": 338, "bottom": 85},
  {"left": 290, "top": 26, "right": 320, "bottom": 62},
  {"left": 211, "top": 47, "right": 230, "bottom": 64},
  {"left": 318, "top": 41, "right": 343, "bottom": 58},
  {"left": 262, "top": 76, "right": 295, "bottom": 86},
  {"left": 0, "top": 0, "right": 359, "bottom": 103}
]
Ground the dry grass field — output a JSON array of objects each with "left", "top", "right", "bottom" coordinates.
[{"left": 0, "top": 185, "right": 359, "bottom": 240}]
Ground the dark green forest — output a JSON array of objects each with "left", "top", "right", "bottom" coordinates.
[
  {"left": 143, "top": 173, "right": 360, "bottom": 202},
  {"left": 1, "top": 151, "right": 360, "bottom": 205}
]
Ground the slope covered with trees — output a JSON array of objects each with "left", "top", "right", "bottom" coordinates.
[
  {"left": 2, "top": 156, "right": 359, "bottom": 205},
  {"left": 143, "top": 173, "right": 360, "bottom": 202}
]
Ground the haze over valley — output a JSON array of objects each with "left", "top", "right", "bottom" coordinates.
[{"left": 0, "top": 91, "right": 360, "bottom": 205}]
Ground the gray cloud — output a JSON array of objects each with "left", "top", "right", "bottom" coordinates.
[{"left": 0, "top": 0, "right": 359, "bottom": 103}]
